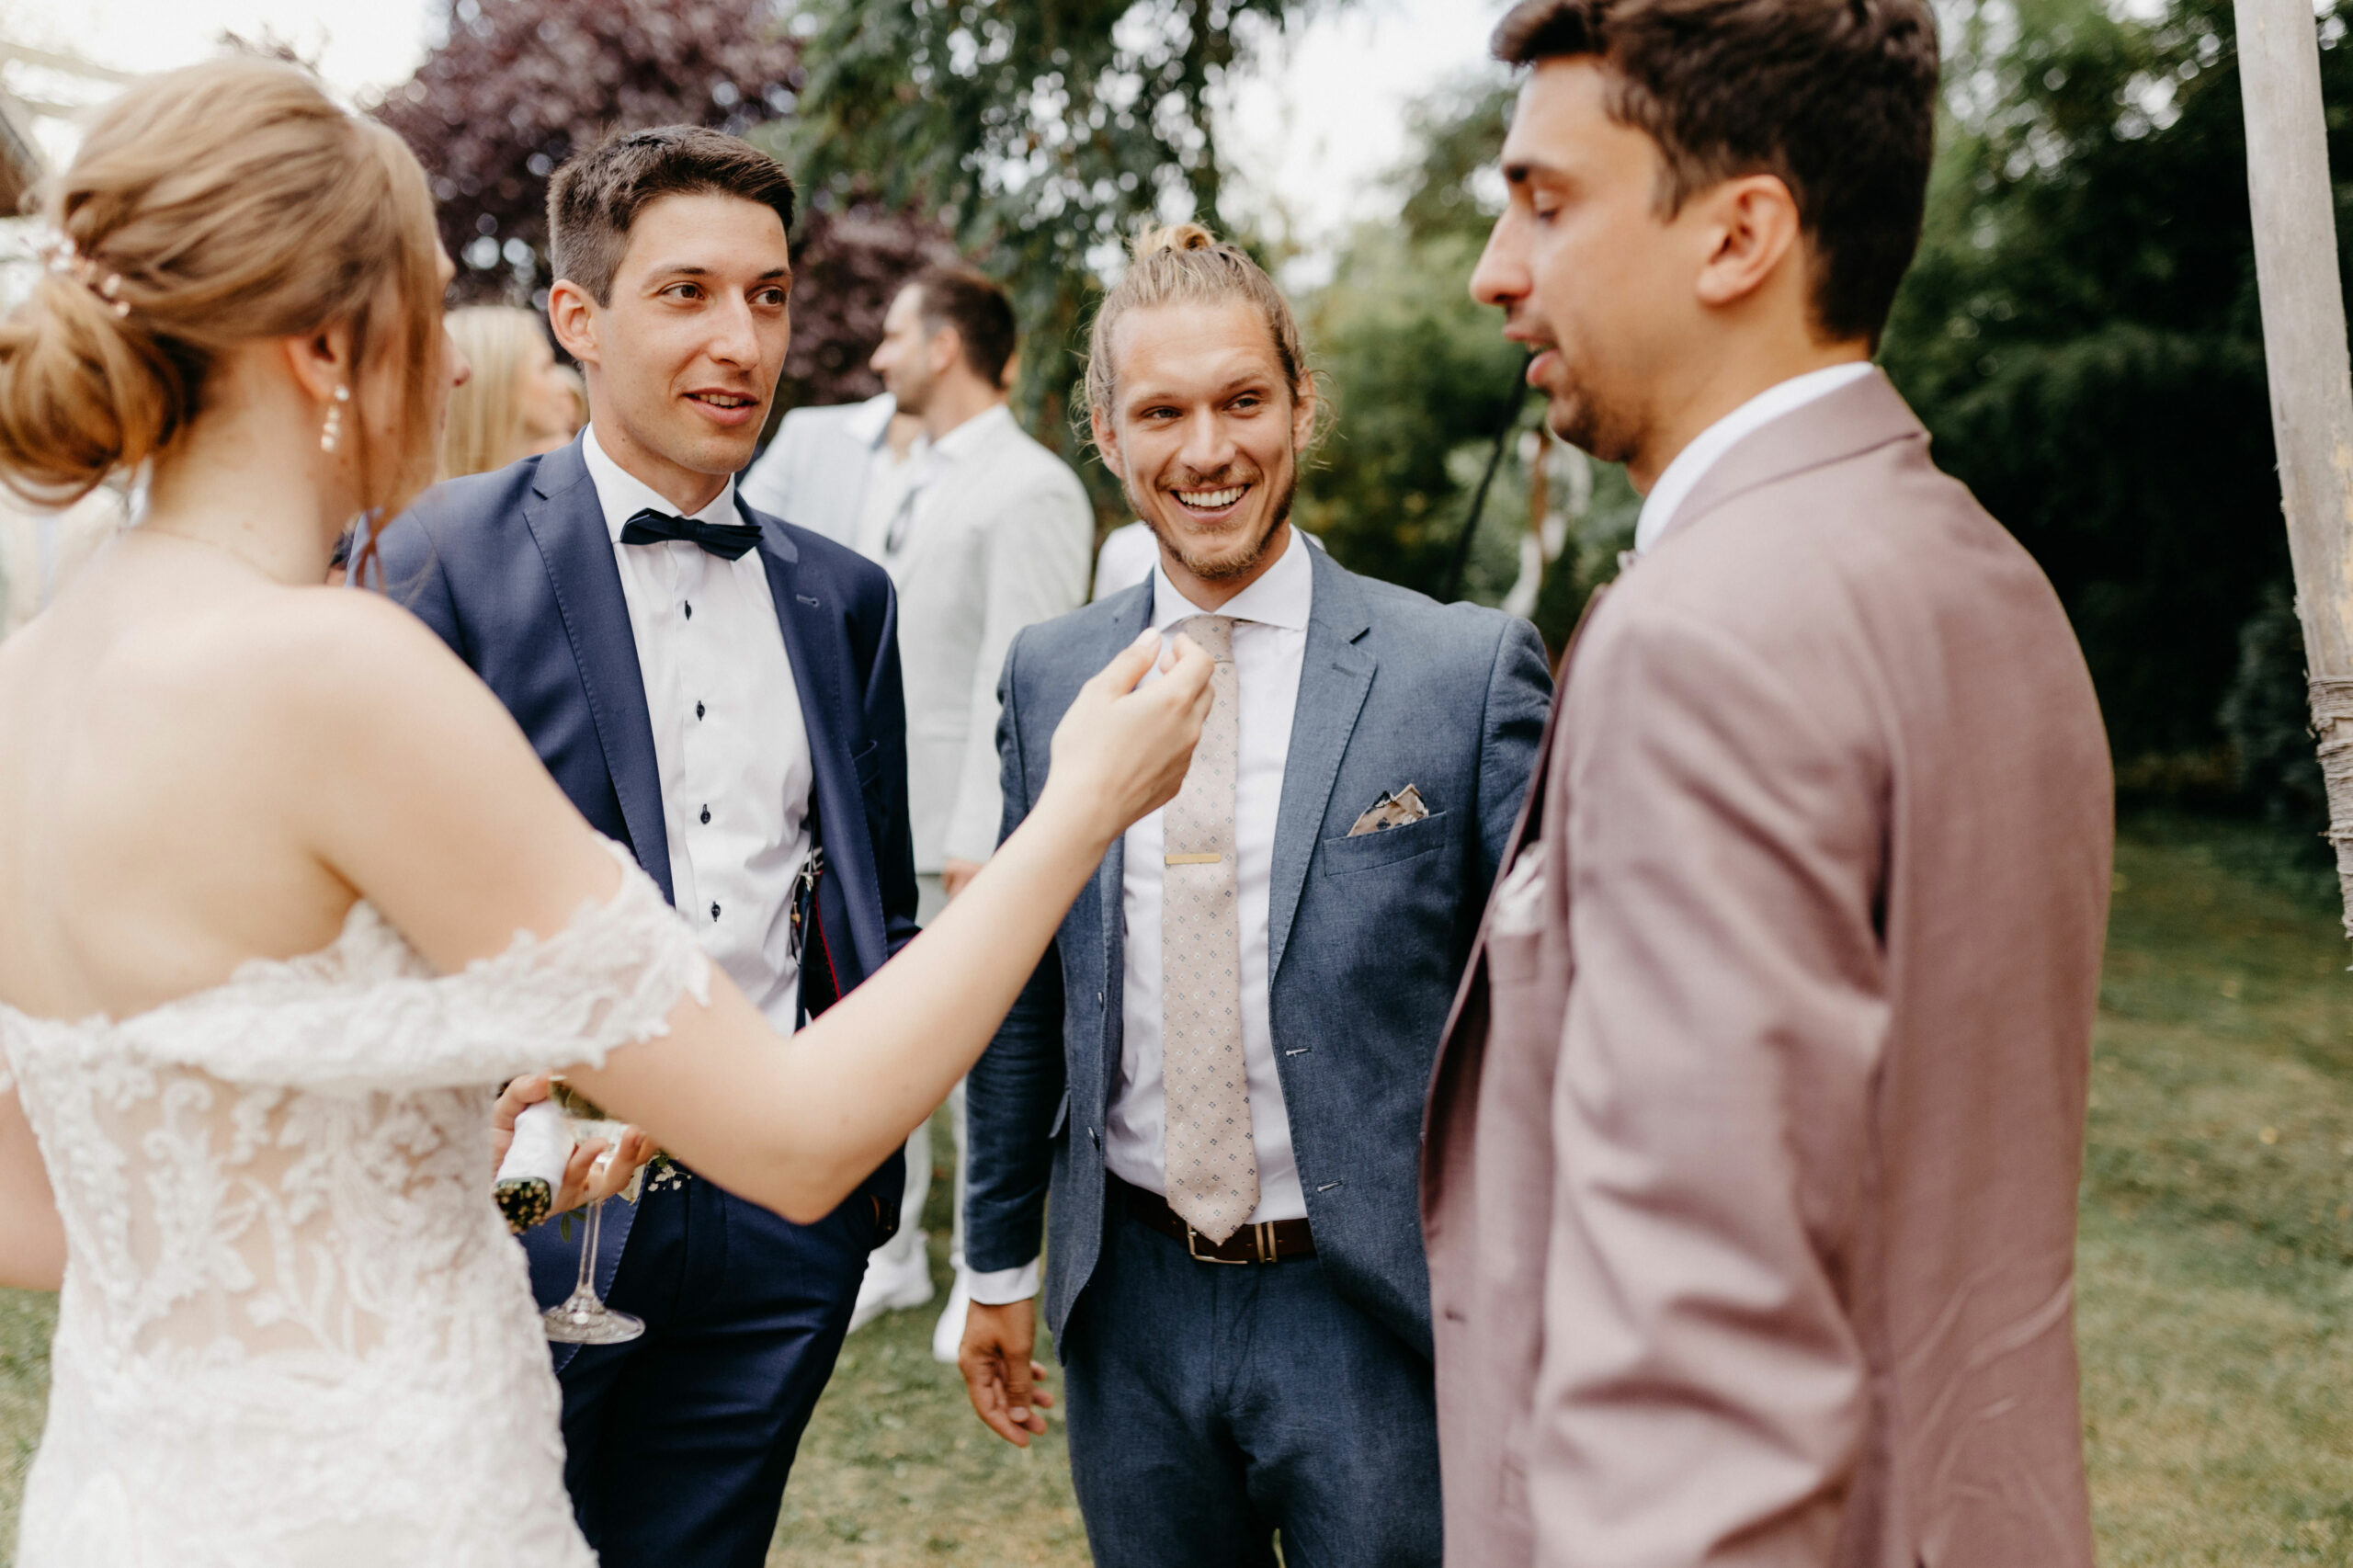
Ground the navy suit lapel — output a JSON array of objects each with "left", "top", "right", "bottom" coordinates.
[
  {"left": 1268, "top": 549, "right": 1374, "bottom": 980},
  {"left": 522, "top": 440, "right": 674, "bottom": 904},
  {"left": 749, "top": 505, "right": 888, "bottom": 984}
]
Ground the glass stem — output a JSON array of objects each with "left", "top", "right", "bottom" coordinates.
[{"left": 574, "top": 1197, "right": 603, "bottom": 1300}]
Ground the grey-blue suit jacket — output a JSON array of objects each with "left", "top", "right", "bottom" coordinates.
[{"left": 965, "top": 544, "right": 1552, "bottom": 1358}]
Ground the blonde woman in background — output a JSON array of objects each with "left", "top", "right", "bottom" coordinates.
[{"left": 440, "top": 304, "right": 583, "bottom": 478}]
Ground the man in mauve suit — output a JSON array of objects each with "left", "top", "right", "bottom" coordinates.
[{"left": 1423, "top": 3, "right": 2113, "bottom": 1565}]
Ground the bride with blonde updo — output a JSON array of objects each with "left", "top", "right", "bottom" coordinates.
[{"left": 0, "top": 57, "right": 1207, "bottom": 1567}]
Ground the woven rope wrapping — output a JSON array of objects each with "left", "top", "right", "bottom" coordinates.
[{"left": 2307, "top": 677, "right": 2353, "bottom": 938}]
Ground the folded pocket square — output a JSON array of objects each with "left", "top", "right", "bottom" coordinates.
[{"left": 1347, "top": 784, "right": 1429, "bottom": 836}]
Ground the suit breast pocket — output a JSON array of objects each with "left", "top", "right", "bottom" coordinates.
[
  {"left": 851, "top": 740, "right": 884, "bottom": 801},
  {"left": 1318, "top": 809, "right": 1451, "bottom": 876}
]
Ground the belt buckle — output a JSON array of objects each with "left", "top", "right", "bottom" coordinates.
[{"left": 1185, "top": 1223, "right": 1252, "bottom": 1265}]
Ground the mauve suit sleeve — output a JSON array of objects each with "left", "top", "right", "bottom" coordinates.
[{"left": 1532, "top": 600, "right": 1889, "bottom": 1566}]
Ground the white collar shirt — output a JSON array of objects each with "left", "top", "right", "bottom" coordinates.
[
  {"left": 1633, "top": 361, "right": 1878, "bottom": 554},
  {"left": 967, "top": 528, "right": 1318, "bottom": 1307},
  {"left": 866, "top": 403, "right": 1017, "bottom": 581},
  {"left": 1113, "top": 529, "right": 1316, "bottom": 1213},
  {"left": 581, "top": 426, "right": 814, "bottom": 1031}
]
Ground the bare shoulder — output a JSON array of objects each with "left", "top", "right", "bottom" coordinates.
[
  {"left": 114, "top": 584, "right": 506, "bottom": 769},
  {"left": 168, "top": 583, "right": 460, "bottom": 691}
]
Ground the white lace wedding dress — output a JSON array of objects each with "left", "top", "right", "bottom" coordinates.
[{"left": 0, "top": 846, "right": 707, "bottom": 1566}]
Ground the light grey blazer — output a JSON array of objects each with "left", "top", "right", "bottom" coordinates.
[
  {"left": 890, "top": 413, "right": 1092, "bottom": 870},
  {"left": 743, "top": 395, "right": 1093, "bottom": 871},
  {"left": 737, "top": 392, "right": 894, "bottom": 548}
]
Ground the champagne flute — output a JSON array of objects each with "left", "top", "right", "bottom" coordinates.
[{"left": 540, "top": 1077, "right": 647, "bottom": 1346}]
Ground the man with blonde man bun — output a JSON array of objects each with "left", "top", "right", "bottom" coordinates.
[{"left": 956, "top": 222, "right": 1552, "bottom": 1565}]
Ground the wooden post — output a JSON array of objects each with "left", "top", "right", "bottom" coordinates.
[{"left": 2235, "top": 0, "right": 2353, "bottom": 936}]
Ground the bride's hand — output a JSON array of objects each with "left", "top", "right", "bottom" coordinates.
[
  {"left": 494, "top": 1073, "right": 657, "bottom": 1215},
  {"left": 1037, "top": 627, "right": 1213, "bottom": 849}
]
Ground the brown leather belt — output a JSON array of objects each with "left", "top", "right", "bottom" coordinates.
[{"left": 1112, "top": 1176, "right": 1315, "bottom": 1264}]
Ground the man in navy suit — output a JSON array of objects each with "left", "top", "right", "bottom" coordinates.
[
  {"left": 955, "top": 225, "right": 1552, "bottom": 1565},
  {"left": 377, "top": 127, "right": 918, "bottom": 1568}
]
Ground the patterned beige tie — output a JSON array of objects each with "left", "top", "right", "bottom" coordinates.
[{"left": 1161, "top": 614, "right": 1256, "bottom": 1244}]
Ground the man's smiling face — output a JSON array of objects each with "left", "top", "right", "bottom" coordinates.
[
  {"left": 562, "top": 189, "right": 791, "bottom": 510},
  {"left": 1093, "top": 297, "right": 1316, "bottom": 597}
]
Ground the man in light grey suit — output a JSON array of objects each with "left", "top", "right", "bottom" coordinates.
[
  {"left": 738, "top": 390, "right": 905, "bottom": 549},
  {"left": 766, "top": 268, "right": 1096, "bottom": 1347},
  {"left": 1422, "top": 4, "right": 2113, "bottom": 1565},
  {"left": 957, "top": 224, "right": 1551, "bottom": 1567}
]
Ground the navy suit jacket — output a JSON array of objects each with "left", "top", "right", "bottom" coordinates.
[
  {"left": 374, "top": 437, "right": 921, "bottom": 1364},
  {"left": 964, "top": 545, "right": 1552, "bottom": 1358}
]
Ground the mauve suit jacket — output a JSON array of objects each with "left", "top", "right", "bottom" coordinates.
[{"left": 1421, "top": 371, "right": 2112, "bottom": 1567}]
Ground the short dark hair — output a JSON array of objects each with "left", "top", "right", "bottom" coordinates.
[
  {"left": 1494, "top": 0, "right": 1939, "bottom": 346},
  {"left": 547, "top": 126, "right": 796, "bottom": 305},
  {"left": 908, "top": 266, "right": 1018, "bottom": 390}
]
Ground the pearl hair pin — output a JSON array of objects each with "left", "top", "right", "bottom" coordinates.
[{"left": 33, "top": 230, "right": 131, "bottom": 319}]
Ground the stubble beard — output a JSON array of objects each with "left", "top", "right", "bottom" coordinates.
[
  {"left": 885, "top": 360, "right": 933, "bottom": 421},
  {"left": 1136, "top": 465, "right": 1299, "bottom": 584},
  {"left": 1541, "top": 373, "right": 1642, "bottom": 469}
]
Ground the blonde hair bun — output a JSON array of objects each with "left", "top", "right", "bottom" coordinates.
[
  {"left": 0, "top": 271, "right": 178, "bottom": 505},
  {"left": 1132, "top": 222, "right": 1220, "bottom": 260},
  {"left": 0, "top": 57, "right": 444, "bottom": 518}
]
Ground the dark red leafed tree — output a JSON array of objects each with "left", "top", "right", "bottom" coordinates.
[{"left": 371, "top": 0, "right": 953, "bottom": 408}]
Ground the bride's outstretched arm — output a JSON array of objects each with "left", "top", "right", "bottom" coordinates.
[
  {"left": 565, "top": 628, "right": 1208, "bottom": 1218},
  {"left": 302, "top": 601, "right": 1209, "bottom": 1224}
]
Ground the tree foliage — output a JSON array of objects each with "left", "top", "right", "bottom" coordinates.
[
  {"left": 1297, "top": 77, "right": 1638, "bottom": 653},
  {"left": 373, "top": 0, "right": 952, "bottom": 408},
  {"left": 1879, "top": 0, "right": 2353, "bottom": 802},
  {"left": 787, "top": 0, "right": 1334, "bottom": 444}
]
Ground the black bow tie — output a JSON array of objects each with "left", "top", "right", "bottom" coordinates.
[{"left": 620, "top": 507, "right": 763, "bottom": 561}]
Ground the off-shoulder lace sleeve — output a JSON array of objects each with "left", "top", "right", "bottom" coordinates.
[{"left": 118, "top": 842, "right": 710, "bottom": 1093}]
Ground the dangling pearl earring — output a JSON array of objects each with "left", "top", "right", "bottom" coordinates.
[{"left": 320, "top": 383, "right": 351, "bottom": 454}]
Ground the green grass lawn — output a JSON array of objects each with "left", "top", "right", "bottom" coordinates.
[{"left": 2, "top": 815, "right": 2352, "bottom": 1562}]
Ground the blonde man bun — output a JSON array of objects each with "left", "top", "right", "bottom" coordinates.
[
  {"left": 1083, "top": 221, "right": 1315, "bottom": 445},
  {"left": 1132, "top": 222, "right": 1219, "bottom": 259}
]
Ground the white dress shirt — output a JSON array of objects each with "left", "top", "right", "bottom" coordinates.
[
  {"left": 1633, "top": 361, "right": 1877, "bottom": 554},
  {"left": 970, "top": 528, "right": 1315, "bottom": 1305},
  {"left": 582, "top": 426, "right": 814, "bottom": 1032}
]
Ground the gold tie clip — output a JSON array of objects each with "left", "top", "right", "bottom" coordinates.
[{"left": 1165, "top": 853, "right": 1222, "bottom": 865}]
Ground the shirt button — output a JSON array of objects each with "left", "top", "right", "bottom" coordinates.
[
  {"left": 710, "top": 902, "right": 722, "bottom": 922},
  {"left": 700, "top": 805, "right": 711, "bottom": 824},
  {"left": 696, "top": 700, "right": 706, "bottom": 720},
  {"left": 684, "top": 600, "right": 693, "bottom": 620}
]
